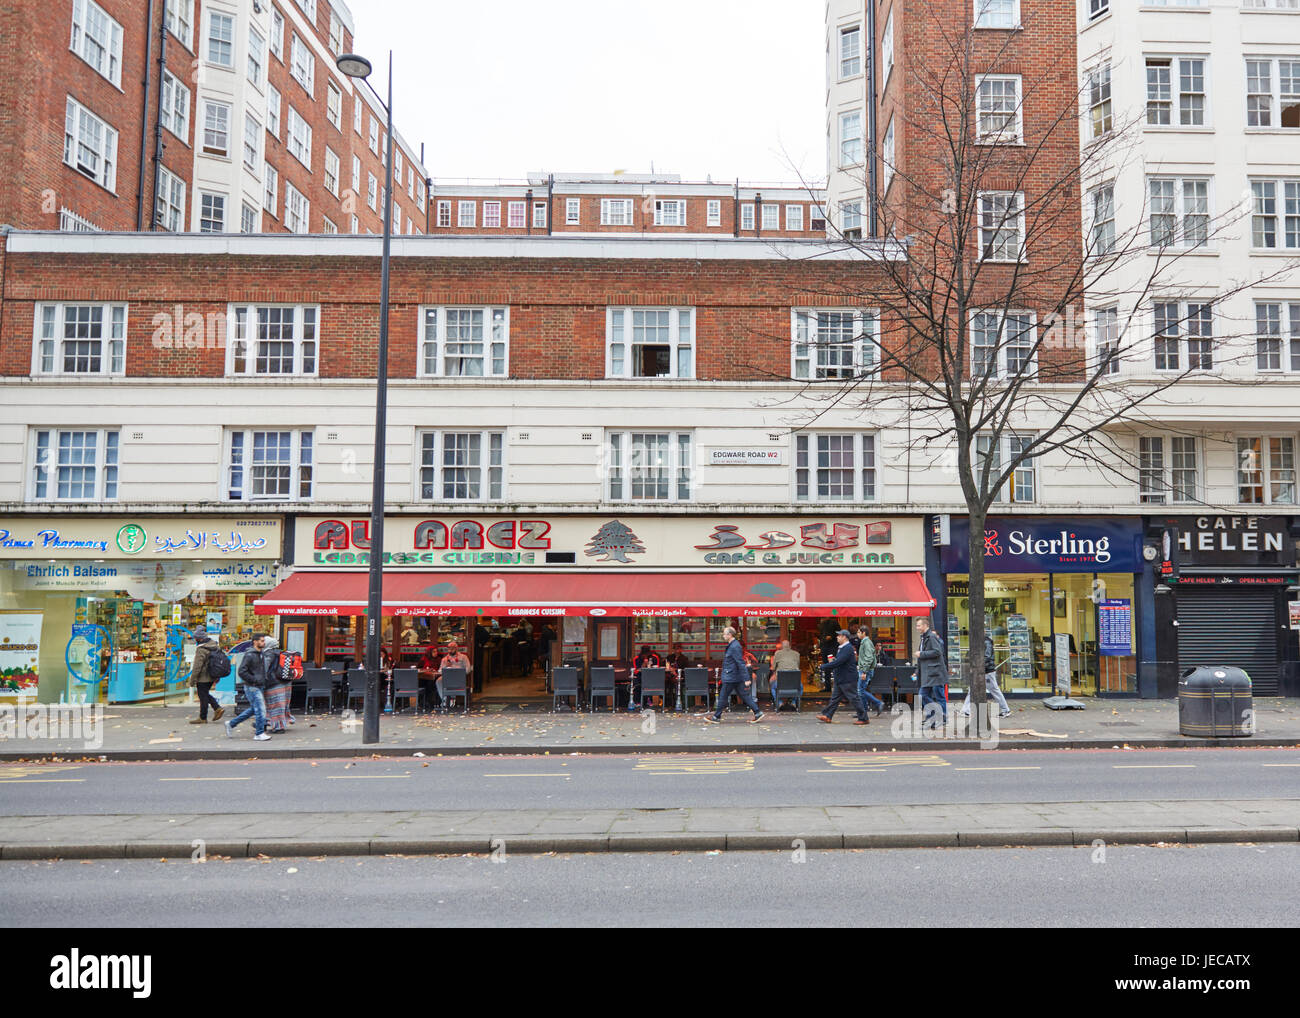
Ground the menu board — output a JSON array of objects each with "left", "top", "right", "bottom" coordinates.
[
  {"left": 1006, "top": 614, "right": 1034, "bottom": 681},
  {"left": 947, "top": 614, "right": 961, "bottom": 670},
  {"left": 1098, "top": 599, "right": 1133, "bottom": 656}
]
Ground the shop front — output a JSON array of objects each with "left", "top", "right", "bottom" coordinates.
[
  {"left": 0, "top": 516, "right": 282, "bottom": 704},
  {"left": 1151, "top": 514, "right": 1299, "bottom": 697},
  {"left": 258, "top": 515, "right": 933, "bottom": 699},
  {"left": 935, "top": 516, "right": 1145, "bottom": 697}
]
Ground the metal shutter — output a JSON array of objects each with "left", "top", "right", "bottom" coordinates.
[{"left": 1176, "top": 588, "right": 1280, "bottom": 696}]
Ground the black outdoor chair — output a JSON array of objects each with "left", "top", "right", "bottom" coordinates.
[
  {"left": 391, "top": 668, "right": 422, "bottom": 713},
  {"left": 681, "top": 667, "right": 711, "bottom": 712},
  {"left": 345, "top": 670, "right": 369, "bottom": 713},
  {"left": 551, "top": 666, "right": 580, "bottom": 712},
  {"left": 774, "top": 669, "right": 804, "bottom": 712},
  {"left": 589, "top": 666, "right": 616, "bottom": 712},
  {"left": 636, "top": 667, "right": 667, "bottom": 710},
  {"left": 440, "top": 667, "right": 469, "bottom": 714},
  {"left": 753, "top": 664, "right": 770, "bottom": 706},
  {"left": 304, "top": 668, "right": 334, "bottom": 714}
]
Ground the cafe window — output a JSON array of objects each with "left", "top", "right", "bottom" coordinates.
[
  {"left": 419, "top": 306, "right": 509, "bottom": 377},
  {"left": 607, "top": 431, "right": 692, "bottom": 502},
  {"left": 976, "top": 432, "right": 1037, "bottom": 502},
  {"left": 418, "top": 430, "right": 505, "bottom": 500},
  {"left": 792, "top": 309, "right": 878, "bottom": 380},
  {"left": 33, "top": 303, "right": 126, "bottom": 375},
  {"left": 795, "top": 433, "right": 877, "bottom": 502},
  {"left": 606, "top": 308, "right": 695, "bottom": 379},
  {"left": 30, "top": 428, "right": 119, "bottom": 501},
  {"left": 1237, "top": 436, "right": 1297, "bottom": 505},
  {"left": 225, "top": 429, "right": 313, "bottom": 501},
  {"left": 226, "top": 305, "right": 319, "bottom": 376}
]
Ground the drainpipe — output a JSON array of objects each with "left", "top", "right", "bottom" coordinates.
[
  {"left": 546, "top": 173, "right": 553, "bottom": 236},
  {"left": 525, "top": 187, "right": 533, "bottom": 235},
  {"left": 866, "top": 0, "right": 878, "bottom": 237},
  {"left": 733, "top": 179, "right": 739, "bottom": 237},
  {"left": 148, "top": 15, "right": 168, "bottom": 230},
  {"left": 755, "top": 191, "right": 762, "bottom": 239},
  {"left": 135, "top": 0, "right": 157, "bottom": 230}
]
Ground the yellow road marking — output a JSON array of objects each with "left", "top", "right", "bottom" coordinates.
[
  {"left": 0, "top": 778, "right": 86, "bottom": 783},
  {"left": 1262, "top": 763, "right": 1300, "bottom": 767},
  {"left": 484, "top": 773, "right": 571, "bottom": 778},
  {"left": 954, "top": 766, "right": 1042, "bottom": 771},
  {"left": 0, "top": 766, "right": 82, "bottom": 778},
  {"left": 818, "top": 754, "right": 950, "bottom": 769},
  {"left": 806, "top": 768, "right": 888, "bottom": 773},
  {"left": 635, "top": 756, "right": 754, "bottom": 774}
]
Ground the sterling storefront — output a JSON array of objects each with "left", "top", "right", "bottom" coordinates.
[
  {"left": 258, "top": 515, "right": 933, "bottom": 697},
  {"left": 935, "top": 516, "right": 1145, "bottom": 698},
  {"left": 0, "top": 517, "right": 282, "bottom": 704}
]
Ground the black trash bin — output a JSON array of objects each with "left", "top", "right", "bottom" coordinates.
[{"left": 1178, "top": 666, "right": 1253, "bottom": 738}]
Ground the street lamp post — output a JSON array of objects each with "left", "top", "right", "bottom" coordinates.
[{"left": 337, "top": 50, "right": 394, "bottom": 745}]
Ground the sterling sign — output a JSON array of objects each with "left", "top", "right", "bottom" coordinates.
[{"left": 939, "top": 517, "right": 1142, "bottom": 573}]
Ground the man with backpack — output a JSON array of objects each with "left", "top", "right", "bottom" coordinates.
[
  {"left": 226, "top": 633, "right": 271, "bottom": 741},
  {"left": 187, "top": 632, "right": 226, "bottom": 724},
  {"left": 962, "top": 630, "right": 1012, "bottom": 719},
  {"left": 855, "top": 624, "right": 884, "bottom": 716}
]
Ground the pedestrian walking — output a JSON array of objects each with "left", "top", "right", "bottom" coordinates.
[
  {"left": 226, "top": 633, "right": 271, "bottom": 741},
  {"left": 817, "top": 629, "right": 869, "bottom": 724},
  {"left": 962, "top": 632, "right": 1012, "bottom": 718},
  {"left": 915, "top": 617, "right": 948, "bottom": 730},
  {"left": 187, "top": 632, "right": 225, "bottom": 724},
  {"left": 703, "top": 626, "right": 764, "bottom": 724},
  {"left": 855, "top": 624, "right": 884, "bottom": 716},
  {"left": 262, "top": 636, "right": 291, "bottom": 733}
]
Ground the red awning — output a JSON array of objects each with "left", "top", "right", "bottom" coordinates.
[{"left": 254, "top": 570, "right": 935, "bottom": 618}]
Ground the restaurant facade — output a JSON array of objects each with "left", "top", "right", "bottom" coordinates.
[
  {"left": 256, "top": 513, "right": 934, "bottom": 697},
  {"left": 0, "top": 515, "right": 282, "bottom": 704}
]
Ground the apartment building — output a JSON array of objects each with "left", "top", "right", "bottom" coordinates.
[{"left": 0, "top": 0, "right": 429, "bottom": 236}]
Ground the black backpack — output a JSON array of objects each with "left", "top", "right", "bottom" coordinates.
[{"left": 206, "top": 646, "right": 232, "bottom": 680}]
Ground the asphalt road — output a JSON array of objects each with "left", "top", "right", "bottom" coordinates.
[
  {"left": 1, "top": 746, "right": 1297, "bottom": 815},
  {"left": 2, "top": 844, "right": 1295, "bottom": 927}
]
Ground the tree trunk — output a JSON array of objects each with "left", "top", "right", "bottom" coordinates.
[{"left": 966, "top": 507, "right": 988, "bottom": 738}]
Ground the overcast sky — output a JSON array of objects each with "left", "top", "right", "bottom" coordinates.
[{"left": 353, "top": 0, "right": 825, "bottom": 185}]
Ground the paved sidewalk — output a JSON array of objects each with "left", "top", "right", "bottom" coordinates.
[
  {"left": 2, "top": 799, "right": 1296, "bottom": 859},
  {"left": 3, "top": 698, "right": 1298, "bottom": 761}
]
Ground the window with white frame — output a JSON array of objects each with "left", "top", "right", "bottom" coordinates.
[
  {"left": 351, "top": 155, "right": 360, "bottom": 195},
  {"left": 349, "top": 214, "right": 358, "bottom": 233},
  {"left": 324, "top": 148, "right": 339, "bottom": 196},
  {"left": 795, "top": 433, "right": 877, "bottom": 502},
  {"left": 607, "top": 432, "right": 692, "bottom": 502},
  {"left": 483, "top": 201, "right": 501, "bottom": 228},
  {"left": 416, "top": 180, "right": 426, "bottom": 212},
  {"left": 1237, "top": 436, "right": 1297, "bottom": 504},
  {"left": 606, "top": 308, "right": 695, "bottom": 379},
  {"left": 1145, "top": 56, "right": 1207, "bottom": 126},
  {"left": 366, "top": 174, "right": 377, "bottom": 211},
  {"left": 1243, "top": 0, "right": 1300, "bottom": 8},
  {"left": 1250, "top": 178, "right": 1300, "bottom": 248},
  {"left": 226, "top": 429, "right": 313, "bottom": 501},
  {"left": 841, "top": 199, "right": 862, "bottom": 233},
  {"left": 761, "top": 203, "right": 780, "bottom": 231},
  {"left": 977, "top": 75, "right": 1022, "bottom": 142},
  {"left": 458, "top": 200, "right": 475, "bottom": 227},
  {"left": 1148, "top": 177, "right": 1209, "bottom": 248},
  {"left": 882, "top": 118, "right": 895, "bottom": 192},
  {"left": 974, "top": 0, "right": 1019, "bottom": 29},
  {"left": 263, "top": 164, "right": 277, "bottom": 216},
  {"left": 508, "top": 201, "right": 525, "bottom": 228},
  {"left": 1088, "top": 63, "right": 1113, "bottom": 139},
  {"left": 201, "top": 99, "right": 229, "bottom": 156},
  {"left": 155, "top": 166, "right": 185, "bottom": 230},
  {"left": 247, "top": 26, "right": 264, "bottom": 86},
  {"left": 881, "top": 10, "right": 894, "bottom": 79},
  {"left": 408, "top": 167, "right": 415, "bottom": 200},
  {"left": 971, "top": 310, "right": 1036, "bottom": 379},
  {"left": 266, "top": 83, "right": 280, "bottom": 138},
  {"left": 240, "top": 201, "right": 257, "bottom": 234},
  {"left": 227, "top": 305, "right": 319, "bottom": 376},
  {"left": 1154, "top": 300, "right": 1214, "bottom": 371},
  {"left": 33, "top": 303, "right": 126, "bottom": 376},
  {"left": 532, "top": 202, "right": 546, "bottom": 228},
  {"left": 741, "top": 203, "right": 755, "bottom": 230},
  {"left": 160, "top": 71, "right": 190, "bottom": 141},
  {"left": 329, "top": 11, "right": 343, "bottom": 54},
  {"left": 1255, "top": 301, "right": 1300, "bottom": 371},
  {"left": 419, "top": 307, "right": 509, "bottom": 378},
  {"left": 206, "top": 9, "right": 233, "bottom": 66},
  {"left": 654, "top": 199, "right": 686, "bottom": 226},
  {"left": 286, "top": 106, "right": 311, "bottom": 167},
  {"left": 243, "top": 114, "right": 260, "bottom": 170},
  {"left": 322, "top": 217, "right": 337, "bottom": 234},
  {"left": 326, "top": 81, "right": 341, "bottom": 129},
  {"left": 295, "top": 0, "right": 317, "bottom": 21},
  {"left": 285, "top": 184, "right": 309, "bottom": 233},
  {"left": 353, "top": 95, "right": 362, "bottom": 134},
  {"left": 31, "top": 429, "right": 119, "bottom": 501},
  {"left": 392, "top": 202, "right": 400, "bottom": 234},
  {"left": 270, "top": 7, "right": 284, "bottom": 60},
  {"left": 1095, "top": 306, "right": 1120, "bottom": 375},
  {"left": 164, "top": 0, "right": 192, "bottom": 49},
  {"left": 566, "top": 198, "right": 581, "bottom": 224},
  {"left": 786, "top": 205, "right": 804, "bottom": 231},
  {"left": 64, "top": 97, "right": 118, "bottom": 190},
  {"left": 1089, "top": 0, "right": 1110, "bottom": 18},
  {"left": 1139, "top": 436, "right": 1198, "bottom": 504},
  {"left": 419, "top": 431, "right": 505, "bottom": 500},
  {"left": 839, "top": 110, "right": 863, "bottom": 166},
  {"left": 70, "top": 0, "right": 123, "bottom": 87},
  {"left": 601, "top": 198, "right": 633, "bottom": 225},
  {"left": 394, "top": 149, "right": 403, "bottom": 183},
  {"left": 706, "top": 199, "right": 721, "bottom": 226},
  {"left": 437, "top": 200, "right": 451, "bottom": 227},
  {"left": 369, "top": 117, "right": 379, "bottom": 154},
  {"left": 976, "top": 432, "right": 1036, "bottom": 502},
  {"left": 840, "top": 25, "right": 861, "bottom": 78},
  {"left": 1246, "top": 57, "right": 1300, "bottom": 128},
  {"left": 290, "top": 33, "right": 314, "bottom": 95},
  {"left": 793, "top": 309, "right": 878, "bottom": 380},
  {"left": 978, "top": 191, "right": 1025, "bottom": 261},
  {"left": 199, "top": 190, "right": 226, "bottom": 232},
  {"left": 1090, "top": 183, "right": 1116, "bottom": 255}
]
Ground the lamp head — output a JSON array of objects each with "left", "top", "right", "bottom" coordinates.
[{"left": 336, "top": 53, "right": 373, "bottom": 79}]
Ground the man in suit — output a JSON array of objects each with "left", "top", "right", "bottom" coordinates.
[{"left": 817, "top": 629, "right": 869, "bottom": 724}]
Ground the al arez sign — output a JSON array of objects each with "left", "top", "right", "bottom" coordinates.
[{"left": 297, "top": 516, "right": 925, "bottom": 569}]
